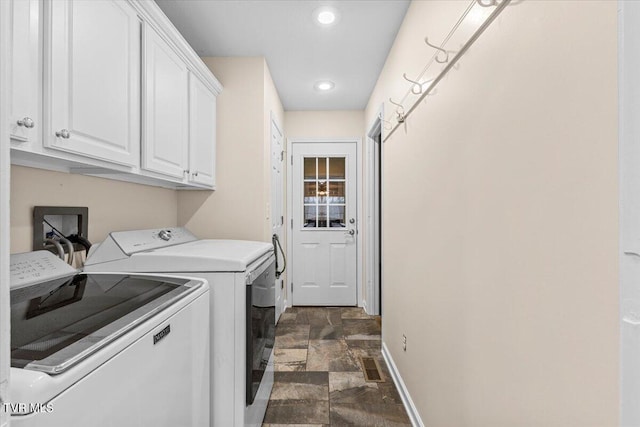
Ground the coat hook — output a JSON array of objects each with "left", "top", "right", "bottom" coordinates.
[
  {"left": 424, "top": 37, "right": 449, "bottom": 64},
  {"left": 403, "top": 73, "right": 434, "bottom": 95},
  {"left": 378, "top": 112, "right": 393, "bottom": 130},
  {"left": 389, "top": 98, "right": 406, "bottom": 123},
  {"left": 476, "top": 0, "right": 499, "bottom": 6}
]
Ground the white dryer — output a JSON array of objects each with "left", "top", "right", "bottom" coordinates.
[
  {"left": 84, "top": 227, "right": 276, "bottom": 427},
  {"left": 9, "top": 250, "right": 210, "bottom": 427}
]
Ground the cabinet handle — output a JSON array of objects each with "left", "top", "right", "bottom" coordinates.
[
  {"left": 193, "top": 172, "right": 199, "bottom": 177},
  {"left": 17, "top": 117, "right": 35, "bottom": 128},
  {"left": 55, "top": 129, "right": 71, "bottom": 139}
]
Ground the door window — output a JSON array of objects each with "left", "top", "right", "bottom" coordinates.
[{"left": 303, "top": 157, "right": 346, "bottom": 228}]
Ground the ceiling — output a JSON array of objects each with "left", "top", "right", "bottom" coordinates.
[{"left": 154, "top": 0, "right": 411, "bottom": 111}]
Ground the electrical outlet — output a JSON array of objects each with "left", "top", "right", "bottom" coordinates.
[{"left": 402, "top": 334, "right": 407, "bottom": 352}]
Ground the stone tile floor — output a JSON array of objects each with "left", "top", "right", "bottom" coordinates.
[{"left": 263, "top": 307, "right": 412, "bottom": 426}]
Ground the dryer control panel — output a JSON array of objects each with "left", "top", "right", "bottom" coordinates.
[{"left": 110, "top": 227, "right": 198, "bottom": 255}]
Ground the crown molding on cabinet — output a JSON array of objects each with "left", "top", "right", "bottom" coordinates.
[{"left": 127, "top": 0, "right": 222, "bottom": 96}]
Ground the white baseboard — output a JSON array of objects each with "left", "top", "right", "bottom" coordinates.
[{"left": 381, "top": 342, "right": 424, "bottom": 427}]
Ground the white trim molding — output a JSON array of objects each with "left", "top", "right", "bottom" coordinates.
[
  {"left": 0, "top": 0, "right": 11, "bottom": 424},
  {"left": 381, "top": 342, "right": 424, "bottom": 427},
  {"left": 364, "top": 103, "right": 384, "bottom": 316}
]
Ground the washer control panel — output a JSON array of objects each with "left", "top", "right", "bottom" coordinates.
[
  {"left": 10, "top": 250, "right": 77, "bottom": 289},
  {"left": 110, "top": 227, "right": 198, "bottom": 255}
]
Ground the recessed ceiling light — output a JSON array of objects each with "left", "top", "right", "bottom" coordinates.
[
  {"left": 314, "top": 80, "right": 335, "bottom": 91},
  {"left": 313, "top": 7, "right": 339, "bottom": 27},
  {"left": 317, "top": 10, "right": 335, "bottom": 25}
]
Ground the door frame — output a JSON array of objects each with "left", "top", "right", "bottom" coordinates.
[
  {"left": 0, "top": 0, "right": 11, "bottom": 423},
  {"left": 270, "top": 111, "right": 285, "bottom": 320},
  {"left": 365, "top": 104, "right": 384, "bottom": 316},
  {"left": 286, "top": 137, "right": 363, "bottom": 308},
  {"left": 619, "top": 2, "right": 640, "bottom": 423}
]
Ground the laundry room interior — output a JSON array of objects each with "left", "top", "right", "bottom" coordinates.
[{"left": 0, "top": 0, "right": 635, "bottom": 426}]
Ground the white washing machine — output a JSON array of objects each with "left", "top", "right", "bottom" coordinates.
[
  {"left": 9, "top": 250, "right": 210, "bottom": 427},
  {"left": 84, "top": 227, "right": 276, "bottom": 427}
]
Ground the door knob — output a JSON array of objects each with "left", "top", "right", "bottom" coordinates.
[
  {"left": 55, "top": 129, "right": 71, "bottom": 139},
  {"left": 17, "top": 117, "right": 34, "bottom": 128},
  {"left": 347, "top": 229, "right": 355, "bottom": 236},
  {"left": 349, "top": 218, "right": 355, "bottom": 224}
]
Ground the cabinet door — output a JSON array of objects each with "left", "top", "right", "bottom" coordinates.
[
  {"left": 188, "top": 73, "right": 217, "bottom": 188},
  {"left": 47, "top": 0, "right": 140, "bottom": 166},
  {"left": 10, "top": 0, "right": 40, "bottom": 146},
  {"left": 142, "top": 24, "right": 188, "bottom": 179}
]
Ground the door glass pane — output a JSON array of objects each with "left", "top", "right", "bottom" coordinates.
[
  {"left": 304, "top": 206, "right": 317, "bottom": 228},
  {"left": 317, "top": 181, "right": 327, "bottom": 204},
  {"left": 329, "top": 158, "right": 345, "bottom": 179},
  {"left": 318, "top": 157, "right": 327, "bottom": 180},
  {"left": 304, "top": 182, "right": 317, "bottom": 204},
  {"left": 318, "top": 205, "right": 327, "bottom": 228},
  {"left": 328, "top": 182, "right": 345, "bottom": 204},
  {"left": 329, "top": 206, "right": 345, "bottom": 228},
  {"left": 304, "top": 158, "right": 316, "bottom": 179},
  {"left": 301, "top": 156, "right": 347, "bottom": 229}
]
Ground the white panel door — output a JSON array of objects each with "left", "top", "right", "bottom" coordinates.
[
  {"left": 47, "top": 0, "right": 140, "bottom": 166},
  {"left": 271, "top": 119, "right": 284, "bottom": 319},
  {"left": 143, "top": 23, "right": 188, "bottom": 179},
  {"left": 9, "top": 0, "right": 40, "bottom": 147},
  {"left": 292, "top": 142, "right": 357, "bottom": 306},
  {"left": 188, "top": 72, "right": 216, "bottom": 187}
]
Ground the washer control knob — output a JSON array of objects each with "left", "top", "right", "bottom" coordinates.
[{"left": 158, "top": 229, "right": 172, "bottom": 241}]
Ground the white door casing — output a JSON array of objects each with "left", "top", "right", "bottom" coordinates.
[
  {"left": 366, "top": 107, "right": 384, "bottom": 316},
  {"left": 46, "top": 0, "right": 140, "bottom": 166},
  {"left": 270, "top": 116, "right": 285, "bottom": 320},
  {"left": 0, "top": 0, "right": 11, "bottom": 424},
  {"left": 291, "top": 141, "right": 358, "bottom": 306}
]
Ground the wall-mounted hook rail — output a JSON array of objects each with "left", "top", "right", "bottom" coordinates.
[
  {"left": 476, "top": 0, "right": 500, "bottom": 7},
  {"left": 384, "top": 0, "right": 511, "bottom": 142},
  {"left": 424, "top": 38, "right": 449, "bottom": 64},
  {"left": 389, "top": 98, "right": 406, "bottom": 123}
]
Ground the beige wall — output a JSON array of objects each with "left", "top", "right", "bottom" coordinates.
[
  {"left": 366, "top": 1, "right": 619, "bottom": 425},
  {"left": 178, "top": 57, "right": 283, "bottom": 243},
  {"left": 10, "top": 165, "right": 177, "bottom": 253},
  {"left": 285, "top": 110, "right": 364, "bottom": 139}
]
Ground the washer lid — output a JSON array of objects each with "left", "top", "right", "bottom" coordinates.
[
  {"left": 11, "top": 273, "right": 202, "bottom": 375},
  {"left": 135, "top": 239, "right": 273, "bottom": 272}
]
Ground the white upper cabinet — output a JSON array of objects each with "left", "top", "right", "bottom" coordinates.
[
  {"left": 45, "top": 0, "right": 140, "bottom": 167},
  {"left": 142, "top": 23, "right": 189, "bottom": 179},
  {"left": 8, "top": 0, "right": 221, "bottom": 189},
  {"left": 9, "top": 0, "right": 40, "bottom": 147},
  {"left": 188, "top": 72, "right": 217, "bottom": 188}
]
